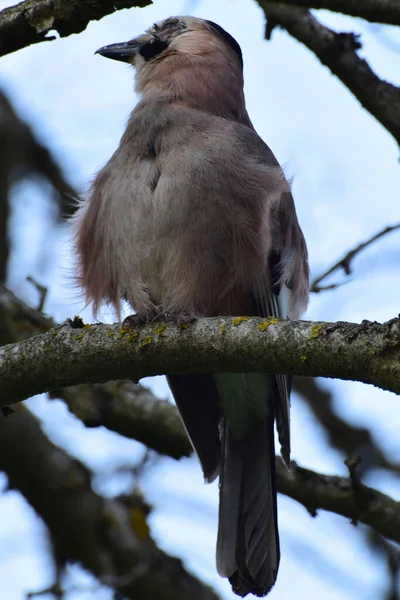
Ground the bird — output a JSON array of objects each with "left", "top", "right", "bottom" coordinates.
[{"left": 73, "top": 16, "right": 309, "bottom": 597}]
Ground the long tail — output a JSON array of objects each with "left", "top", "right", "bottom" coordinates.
[{"left": 216, "top": 413, "right": 279, "bottom": 597}]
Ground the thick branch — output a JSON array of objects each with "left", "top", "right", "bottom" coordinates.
[
  {"left": 1, "top": 316, "right": 400, "bottom": 406},
  {"left": 262, "top": 0, "right": 400, "bottom": 25},
  {"left": 0, "top": 404, "right": 220, "bottom": 600},
  {"left": 3, "top": 281, "right": 396, "bottom": 474},
  {"left": 0, "top": 0, "right": 152, "bottom": 58},
  {"left": 257, "top": 3, "right": 400, "bottom": 145},
  {"left": 311, "top": 222, "right": 400, "bottom": 293}
]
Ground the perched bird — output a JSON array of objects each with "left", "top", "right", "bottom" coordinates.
[{"left": 73, "top": 16, "right": 309, "bottom": 597}]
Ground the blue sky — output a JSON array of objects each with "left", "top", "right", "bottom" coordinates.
[{"left": 0, "top": 0, "right": 399, "bottom": 598}]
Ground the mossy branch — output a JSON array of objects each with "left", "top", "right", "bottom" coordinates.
[{"left": 0, "top": 314, "right": 399, "bottom": 408}]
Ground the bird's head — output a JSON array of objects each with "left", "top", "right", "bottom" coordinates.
[{"left": 96, "top": 16, "right": 244, "bottom": 95}]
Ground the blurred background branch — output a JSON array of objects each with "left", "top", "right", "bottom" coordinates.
[
  {"left": 0, "top": 90, "right": 77, "bottom": 283},
  {"left": 294, "top": 376, "right": 400, "bottom": 475},
  {"left": 0, "top": 403, "right": 221, "bottom": 600},
  {"left": 257, "top": 2, "right": 400, "bottom": 145},
  {"left": 258, "top": 0, "right": 400, "bottom": 26}
]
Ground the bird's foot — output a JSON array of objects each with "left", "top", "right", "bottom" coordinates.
[
  {"left": 122, "top": 312, "right": 151, "bottom": 329},
  {"left": 152, "top": 312, "right": 196, "bottom": 327},
  {"left": 122, "top": 310, "right": 195, "bottom": 329}
]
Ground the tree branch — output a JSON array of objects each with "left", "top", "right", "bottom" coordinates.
[
  {"left": 260, "top": 0, "right": 400, "bottom": 26},
  {"left": 257, "top": 2, "right": 400, "bottom": 145},
  {"left": 311, "top": 222, "right": 400, "bottom": 293},
  {"left": 0, "top": 403, "right": 220, "bottom": 600},
  {"left": 0, "top": 0, "right": 152, "bottom": 58},
  {"left": 1, "top": 315, "right": 400, "bottom": 406},
  {"left": 6, "top": 281, "right": 393, "bottom": 476}
]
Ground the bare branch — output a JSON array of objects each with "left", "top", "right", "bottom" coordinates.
[
  {"left": 0, "top": 123, "right": 10, "bottom": 283},
  {"left": 311, "top": 223, "right": 400, "bottom": 292},
  {"left": 0, "top": 314, "right": 400, "bottom": 406},
  {"left": 257, "top": 2, "right": 400, "bottom": 145},
  {"left": 0, "top": 0, "right": 152, "bottom": 58},
  {"left": 0, "top": 403, "right": 220, "bottom": 600},
  {"left": 261, "top": 0, "right": 400, "bottom": 26}
]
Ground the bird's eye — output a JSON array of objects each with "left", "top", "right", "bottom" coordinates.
[{"left": 139, "top": 39, "right": 168, "bottom": 60}]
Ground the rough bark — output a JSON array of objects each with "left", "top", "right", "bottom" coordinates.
[{"left": 0, "top": 315, "right": 399, "bottom": 407}]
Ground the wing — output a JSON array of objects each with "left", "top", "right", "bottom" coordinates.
[
  {"left": 252, "top": 255, "right": 292, "bottom": 468},
  {"left": 235, "top": 123, "right": 309, "bottom": 466}
]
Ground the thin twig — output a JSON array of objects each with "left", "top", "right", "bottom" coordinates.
[
  {"left": 27, "top": 276, "right": 48, "bottom": 312},
  {"left": 311, "top": 222, "right": 400, "bottom": 293}
]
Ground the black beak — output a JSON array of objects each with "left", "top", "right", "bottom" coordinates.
[{"left": 95, "top": 41, "right": 140, "bottom": 63}]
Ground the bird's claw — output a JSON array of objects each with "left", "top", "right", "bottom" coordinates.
[{"left": 122, "top": 311, "right": 195, "bottom": 329}]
